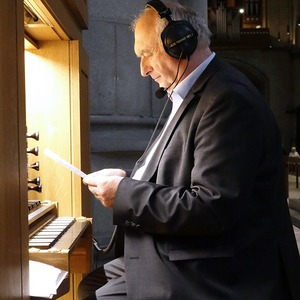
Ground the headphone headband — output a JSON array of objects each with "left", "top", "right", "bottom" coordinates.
[
  {"left": 145, "top": 0, "right": 198, "bottom": 59},
  {"left": 146, "top": 0, "right": 172, "bottom": 21}
]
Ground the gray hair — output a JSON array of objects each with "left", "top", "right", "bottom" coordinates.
[{"left": 131, "top": 0, "right": 212, "bottom": 49}]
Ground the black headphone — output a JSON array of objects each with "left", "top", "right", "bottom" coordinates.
[{"left": 145, "top": 0, "right": 198, "bottom": 59}]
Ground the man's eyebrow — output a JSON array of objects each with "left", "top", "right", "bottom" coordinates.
[
  {"left": 135, "top": 50, "right": 143, "bottom": 57},
  {"left": 136, "top": 49, "right": 147, "bottom": 58}
]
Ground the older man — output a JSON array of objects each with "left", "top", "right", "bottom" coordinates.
[{"left": 79, "top": 1, "right": 300, "bottom": 299}]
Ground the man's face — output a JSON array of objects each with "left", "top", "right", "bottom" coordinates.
[{"left": 134, "top": 11, "right": 179, "bottom": 89}]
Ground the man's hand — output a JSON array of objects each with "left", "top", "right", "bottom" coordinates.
[{"left": 83, "top": 168, "right": 126, "bottom": 208}]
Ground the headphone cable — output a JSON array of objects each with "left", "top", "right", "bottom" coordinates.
[{"left": 146, "top": 53, "right": 190, "bottom": 151}]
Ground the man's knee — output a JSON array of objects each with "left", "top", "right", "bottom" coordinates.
[{"left": 78, "top": 266, "right": 107, "bottom": 300}]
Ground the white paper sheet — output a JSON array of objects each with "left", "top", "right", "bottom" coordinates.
[
  {"left": 29, "top": 260, "right": 68, "bottom": 298},
  {"left": 44, "top": 148, "right": 86, "bottom": 178}
]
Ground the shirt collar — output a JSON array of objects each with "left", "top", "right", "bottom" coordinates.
[{"left": 173, "top": 52, "right": 215, "bottom": 100}]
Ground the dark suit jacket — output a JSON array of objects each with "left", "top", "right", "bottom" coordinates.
[{"left": 113, "top": 56, "right": 300, "bottom": 299}]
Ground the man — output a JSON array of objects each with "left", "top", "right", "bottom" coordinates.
[{"left": 79, "top": 1, "right": 300, "bottom": 299}]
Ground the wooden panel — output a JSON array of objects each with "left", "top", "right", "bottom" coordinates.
[
  {"left": 70, "top": 41, "right": 91, "bottom": 217},
  {"left": 69, "top": 41, "right": 83, "bottom": 218},
  {"left": 39, "top": 0, "right": 83, "bottom": 40},
  {"left": 69, "top": 220, "right": 92, "bottom": 273},
  {"left": 29, "top": 252, "right": 70, "bottom": 272},
  {"left": 0, "top": 0, "right": 29, "bottom": 298},
  {"left": 79, "top": 48, "right": 91, "bottom": 217},
  {"left": 26, "top": 40, "right": 90, "bottom": 218},
  {"left": 25, "top": 41, "right": 73, "bottom": 216},
  {"left": 24, "top": 0, "right": 69, "bottom": 42}
]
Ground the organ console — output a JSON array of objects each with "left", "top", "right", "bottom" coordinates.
[
  {"left": 23, "top": 0, "right": 91, "bottom": 297},
  {"left": 26, "top": 132, "right": 92, "bottom": 299},
  {"left": 28, "top": 200, "right": 92, "bottom": 278},
  {"left": 0, "top": 0, "right": 90, "bottom": 298},
  {"left": 27, "top": 202, "right": 92, "bottom": 299}
]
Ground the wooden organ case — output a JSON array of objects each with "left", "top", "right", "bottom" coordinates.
[{"left": 1, "top": 0, "right": 91, "bottom": 299}]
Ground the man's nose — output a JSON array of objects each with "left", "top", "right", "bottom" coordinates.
[{"left": 140, "top": 58, "right": 151, "bottom": 77}]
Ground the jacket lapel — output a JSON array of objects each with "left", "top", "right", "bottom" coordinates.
[
  {"left": 138, "top": 91, "right": 198, "bottom": 181},
  {"left": 131, "top": 56, "right": 222, "bottom": 181}
]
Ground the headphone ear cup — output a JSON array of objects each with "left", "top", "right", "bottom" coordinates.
[{"left": 161, "top": 20, "right": 198, "bottom": 59}]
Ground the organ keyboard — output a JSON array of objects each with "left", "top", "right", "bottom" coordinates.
[
  {"left": 28, "top": 200, "right": 92, "bottom": 299},
  {"left": 29, "top": 216, "right": 76, "bottom": 249}
]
